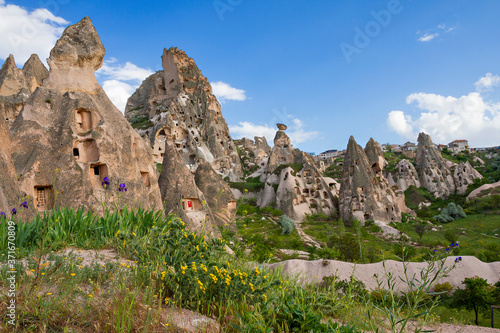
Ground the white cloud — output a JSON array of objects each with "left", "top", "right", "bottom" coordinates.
[
  {"left": 229, "top": 122, "right": 276, "bottom": 141},
  {"left": 97, "top": 59, "right": 153, "bottom": 112},
  {"left": 102, "top": 80, "right": 136, "bottom": 113},
  {"left": 98, "top": 58, "right": 154, "bottom": 82},
  {"left": 474, "top": 73, "right": 500, "bottom": 92},
  {"left": 387, "top": 111, "right": 414, "bottom": 138},
  {"left": 387, "top": 77, "right": 500, "bottom": 146},
  {"left": 417, "top": 23, "right": 456, "bottom": 43},
  {"left": 0, "top": 1, "right": 68, "bottom": 65},
  {"left": 211, "top": 81, "right": 246, "bottom": 102},
  {"left": 417, "top": 33, "right": 439, "bottom": 42},
  {"left": 229, "top": 116, "right": 318, "bottom": 145}
]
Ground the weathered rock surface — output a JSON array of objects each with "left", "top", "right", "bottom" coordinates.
[
  {"left": 415, "top": 133, "right": 456, "bottom": 198},
  {"left": 0, "top": 54, "right": 48, "bottom": 123},
  {"left": 158, "top": 142, "right": 233, "bottom": 236},
  {"left": 269, "top": 256, "right": 500, "bottom": 292},
  {"left": 466, "top": 180, "right": 500, "bottom": 201},
  {"left": 10, "top": 17, "right": 162, "bottom": 213},
  {"left": 125, "top": 47, "right": 242, "bottom": 179},
  {"left": 234, "top": 136, "right": 271, "bottom": 177},
  {"left": 266, "top": 128, "right": 301, "bottom": 173},
  {"left": 339, "top": 136, "right": 410, "bottom": 224},
  {"left": 0, "top": 117, "right": 22, "bottom": 213},
  {"left": 387, "top": 159, "right": 421, "bottom": 192},
  {"left": 194, "top": 161, "right": 237, "bottom": 232},
  {"left": 454, "top": 161, "right": 483, "bottom": 195}
]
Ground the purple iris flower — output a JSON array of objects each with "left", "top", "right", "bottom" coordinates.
[
  {"left": 102, "top": 177, "right": 110, "bottom": 187},
  {"left": 12, "top": 208, "right": 17, "bottom": 215},
  {"left": 433, "top": 249, "right": 437, "bottom": 252},
  {"left": 0, "top": 212, "right": 5, "bottom": 219},
  {"left": 21, "top": 201, "right": 28, "bottom": 209},
  {"left": 445, "top": 248, "right": 449, "bottom": 252},
  {"left": 118, "top": 183, "right": 127, "bottom": 192}
]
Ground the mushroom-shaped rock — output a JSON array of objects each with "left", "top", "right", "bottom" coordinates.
[{"left": 276, "top": 123, "right": 287, "bottom": 131}]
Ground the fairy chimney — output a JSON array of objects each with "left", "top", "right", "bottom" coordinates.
[{"left": 9, "top": 17, "right": 162, "bottom": 213}]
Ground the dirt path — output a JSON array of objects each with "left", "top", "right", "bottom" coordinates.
[{"left": 295, "top": 222, "right": 322, "bottom": 248}]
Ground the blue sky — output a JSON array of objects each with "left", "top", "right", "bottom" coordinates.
[{"left": 1, "top": 0, "right": 500, "bottom": 153}]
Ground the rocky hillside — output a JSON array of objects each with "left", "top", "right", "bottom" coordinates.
[
  {"left": 232, "top": 125, "right": 340, "bottom": 221},
  {"left": 385, "top": 132, "right": 483, "bottom": 198},
  {"left": 125, "top": 47, "right": 242, "bottom": 180}
]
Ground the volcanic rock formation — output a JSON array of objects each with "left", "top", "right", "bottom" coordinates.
[
  {"left": 0, "top": 117, "right": 22, "bottom": 213},
  {"left": 9, "top": 17, "right": 162, "bottom": 213},
  {"left": 0, "top": 54, "right": 48, "bottom": 123},
  {"left": 339, "top": 136, "right": 410, "bottom": 224},
  {"left": 234, "top": 125, "right": 339, "bottom": 221},
  {"left": 125, "top": 47, "right": 242, "bottom": 180}
]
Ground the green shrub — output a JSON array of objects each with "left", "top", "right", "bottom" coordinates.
[
  {"left": 434, "top": 202, "right": 466, "bottom": 223},
  {"left": 260, "top": 206, "right": 282, "bottom": 216},
  {"left": 278, "top": 215, "right": 296, "bottom": 235},
  {"left": 317, "top": 247, "right": 340, "bottom": 259},
  {"left": 433, "top": 281, "right": 453, "bottom": 296}
]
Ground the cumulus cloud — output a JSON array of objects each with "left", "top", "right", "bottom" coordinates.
[
  {"left": 417, "top": 33, "right": 438, "bottom": 42},
  {"left": 0, "top": 1, "right": 68, "bottom": 65},
  {"left": 229, "top": 116, "right": 318, "bottom": 144},
  {"left": 97, "top": 59, "right": 154, "bottom": 112},
  {"left": 387, "top": 111, "right": 414, "bottom": 138},
  {"left": 387, "top": 74, "right": 500, "bottom": 147},
  {"left": 211, "top": 81, "right": 246, "bottom": 102},
  {"left": 474, "top": 73, "right": 500, "bottom": 92},
  {"left": 417, "top": 23, "right": 456, "bottom": 43}
]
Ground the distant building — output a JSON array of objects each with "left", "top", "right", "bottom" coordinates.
[
  {"left": 401, "top": 141, "right": 416, "bottom": 158},
  {"left": 448, "top": 140, "right": 469, "bottom": 153},
  {"left": 319, "top": 149, "right": 338, "bottom": 159},
  {"left": 437, "top": 144, "right": 447, "bottom": 151}
]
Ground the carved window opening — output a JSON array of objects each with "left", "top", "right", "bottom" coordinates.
[
  {"left": 34, "top": 185, "right": 54, "bottom": 211},
  {"left": 75, "top": 109, "right": 93, "bottom": 132},
  {"left": 90, "top": 163, "right": 108, "bottom": 187},
  {"left": 141, "top": 171, "right": 150, "bottom": 187},
  {"left": 74, "top": 139, "right": 99, "bottom": 163},
  {"left": 182, "top": 198, "right": 202, "bottom": 211},
  {"left": 349, "top": 165, "right": 354, "bottom": 176},
  {"left": 188, "top": 155, "right": 196, "bottom": 164}
]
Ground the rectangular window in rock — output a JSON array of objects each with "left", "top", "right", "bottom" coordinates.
[
  {"left": 181, "top": 198, "right": 202, "bottom": 211},
  {"left": 75, "top": 109, "right": 93, "bottom": 132},
  {"left": 74, "top": 139, "right": 99, "bottom": 163},
  {"left": 90, "top": 163, "right": 108, "bottom": 187},
  {"left": 34, "top": 185, "right": 54, "bottom": 211},
  {"left": 140, "top": 171, "right": 150, "bottom": 187}
]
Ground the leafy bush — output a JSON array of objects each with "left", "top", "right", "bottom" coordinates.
[
  {"left": 278, "top": 215, "right": 296, "bottom": 235},
  {"left": 433, "top": 282, "right": 453, "bottom": 296},
  {"left": 434, "top": 202, "right": 466, "bottom": 223},
  {"left": 260, "top": 206, "right": 282, "bottom": 216},
  {"left": 317, "top": 247, "right": 340, "bottom": 259}
]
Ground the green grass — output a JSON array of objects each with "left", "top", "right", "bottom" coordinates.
[
  {"left": 433, "top": 305, "right": 500, "bottom": 328},
  {"left": 272, "top": 163, "right": 304, "bottom": 176}
]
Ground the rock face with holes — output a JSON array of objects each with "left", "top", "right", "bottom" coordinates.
[
  {"left": 125, "top": 47, "right": 242, "bottom": 180},
  {"left": 453, "top": 161, "right": 483, "bottom": 194},
  {"left": 0, "top": 54, "right": 48, "bottom": 124},
  {"left": 386, "top": 159, "right": 421, "bottom": 192},
  {"left": 0, "top": 117, "right": 22, "bottom": 213},
  {"left": 415, "top": 133, "right": 457, "bottom": 198},
  {"left": 234, "top": 136, "right": 271, "bottom": 177},
  {"left": 9, "top": 17, "right": 162, "bottom": 214},
  {"left": 339, "top": 136, "right": 410, "bottom": 225}
]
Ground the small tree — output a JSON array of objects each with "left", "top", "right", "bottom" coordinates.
[
  {"left": 278, "top": 215, "right": 296, "bottom": 235},
  {"left": 414, "top": 223, "right": 430, "bottom": 240},
  {"left": 451, "top": 276, "right": 494, "bottom": 325}
]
